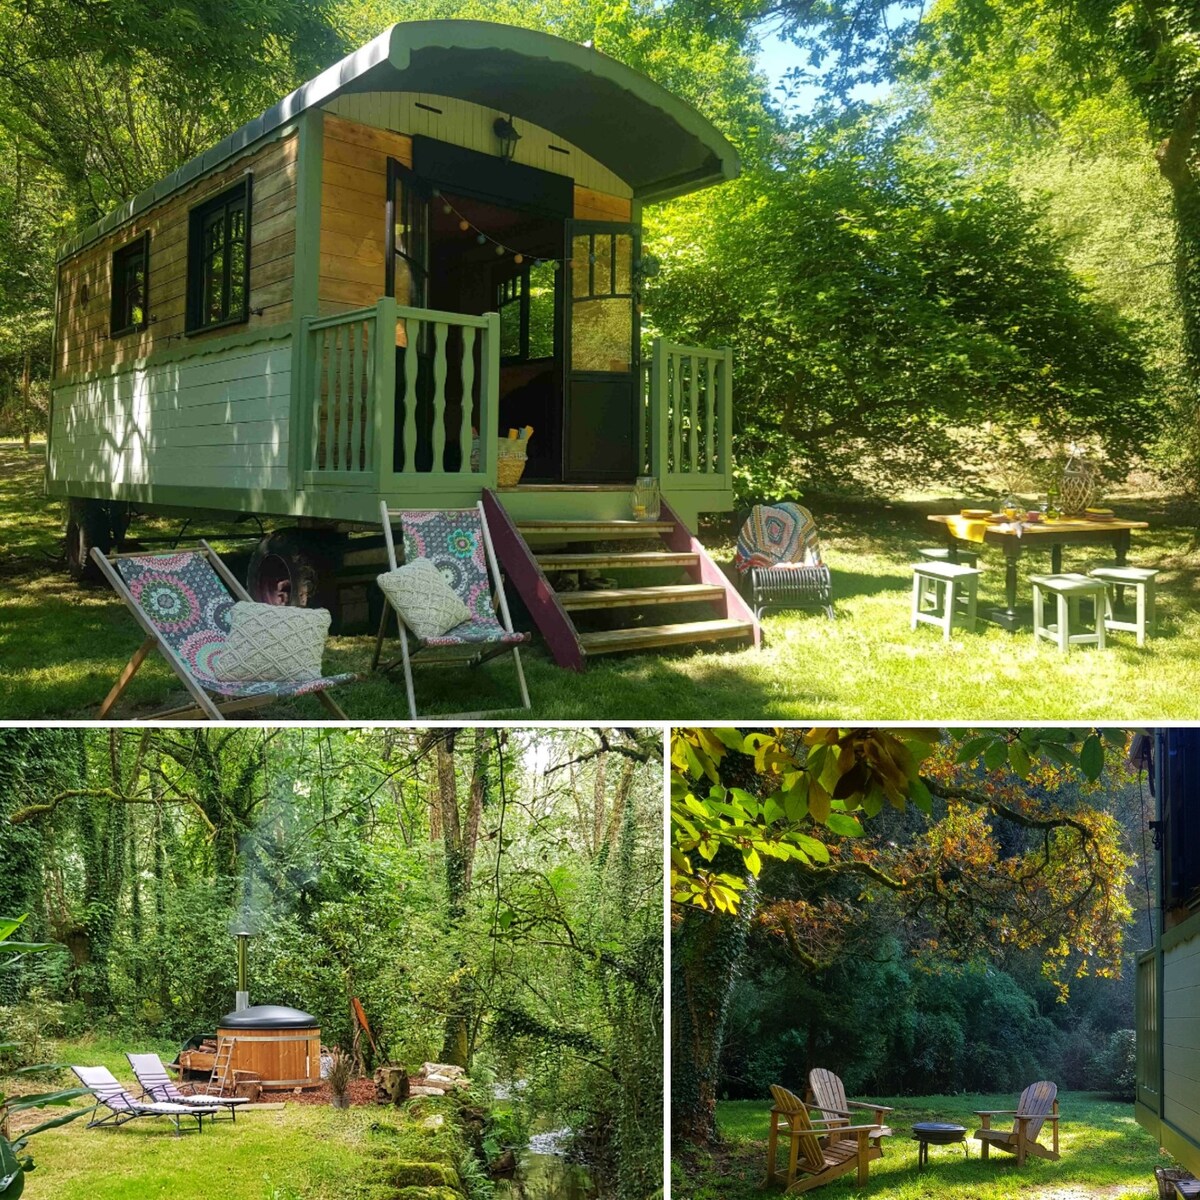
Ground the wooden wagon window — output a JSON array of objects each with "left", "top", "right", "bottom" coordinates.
[
  {"left": 185, "top": 178, "right": 252, "bottom": 333},
  {"left": 497, "top": 272, "right": 526, "bottom": 362},
  {"left": 570, "top": 230, "right": 634, "bottom": 373},
  {"left": 110, "top": 233, "right": 150, "bottom": 337}
]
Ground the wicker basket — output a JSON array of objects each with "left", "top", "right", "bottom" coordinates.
[
  {"left": 496, "top": 439, "right": 528, "bottom": 488},
  {"left": 1156, "top": 1167, "right": 1195, "bottom": 1200}
]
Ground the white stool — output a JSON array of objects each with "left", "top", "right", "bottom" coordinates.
[
  {"left": 911, "top": 562, "right": 981, "bottom": 641},
  {"left": 917, "top": 548, "right": 981, "bottom": 612},
  {"left": 1031, "top": 573, "right": 1107, "bottom": 653},
  {"left": 1089, "top": 566, "right": 1158, "bottom": 646}
]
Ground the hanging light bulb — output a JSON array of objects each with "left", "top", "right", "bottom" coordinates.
[
  {"left": 459, "top": 219, "right": 470, "bottom": 232},
  {"left": 514, "top": 254, "right": 524, "bottom": 265},
  {"left": 494, "top": 244, "right": 506, "bottom": 256},
  {"left": 476, "top": 233, "right": 487, "bottom": 245}
]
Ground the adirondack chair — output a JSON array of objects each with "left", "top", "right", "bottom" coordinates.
[
  {"left": 973, "top": 1081, "right": 1060, "bottom": 1167},
  {"left": 807, "top": 1068, "right": 894, "bottom": 1147},
  {"left": 764, "top": 1084, "right": 885, "bottom": 1194}
]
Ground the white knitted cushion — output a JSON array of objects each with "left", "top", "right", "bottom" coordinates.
[
  {"left": 214, "top": 602, "right": 330, "bottom": 683},
  {"left": 377, "top": 558, "right": 471, "bottom": 640}
]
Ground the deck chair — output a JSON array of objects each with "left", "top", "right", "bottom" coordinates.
[
  {"left": 807, "top": 1068, "right": 893, "bottom": 1146},
  {"left": 92, "top": 541, "right": 356, "bottom": 721},
  {"left": 764, "top": 1084, "right": 885, "bottom": 1194},
  {"left": 71, "top": 1065, "right": 206, "bottom": 1135},
  {"left": 734, "top": 503, "right": 834, "bottom": 620},
  {"left": 372, "top": 501, "right": 531, "bottom": 719},
  {"left": 127, "top": 1052, "right": 247, "bottom": 1121},
  {"left": 973, "top": 1081, "right": 1060, "bottom": 1167}
]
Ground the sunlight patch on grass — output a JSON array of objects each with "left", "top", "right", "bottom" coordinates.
[{"left": 3, "top": 442, "right": 1199, "bottom": 719}]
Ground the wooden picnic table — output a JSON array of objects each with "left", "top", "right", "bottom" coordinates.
[{"left": 928, "top": 513, "right": 1150, "bottom": 629}]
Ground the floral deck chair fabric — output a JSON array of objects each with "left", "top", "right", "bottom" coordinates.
[
  {"left": 734, "top": 502, "right": 834, "bottom": 620},
  {"left": 374, "top": 501, "right": 531, "bottom": 719},
  {"left": 93, "top": 542, "right": 354, "bottom": 721}
]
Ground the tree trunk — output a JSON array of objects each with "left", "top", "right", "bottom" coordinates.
[
  {"left": 670, "top": 848, "right": 756, "bottom": 1147},
  {"left": 21, "top": 349, "right": 31, "bottom": 452},
  {"left": 1156, "top": 89, "right": 1200, "bottom": 487}
]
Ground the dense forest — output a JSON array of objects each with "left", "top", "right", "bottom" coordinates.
[
  {"left": 0, "top": 726, "right": 663, "bottom": 1198},
  {"left": 0, "top": 0, "right": 1191, "bottom": 497},
  {"left": 670, "top": 728, "right": 1148, "bottom": 1146}
]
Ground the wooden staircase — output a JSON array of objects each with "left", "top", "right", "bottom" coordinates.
[{"left": 483, "top": 493, "right": 759, "bottom": 670}]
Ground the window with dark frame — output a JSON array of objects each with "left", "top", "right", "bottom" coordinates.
[
  {"left": 497, "top": 261, "right": 556, "bottom": 364},
  {"left": 186, "top": 178, "right": 251, "bottom": 333},
  {"left": 110, "top": 233, "right": 150, "bottom": 337}
]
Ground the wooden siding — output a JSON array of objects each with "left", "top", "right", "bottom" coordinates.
[
  {"left": 318, "top": 113, "right": 634, "bottom": 317},
  {"left": 48, "top": 336, "right": 292, "bottom": 493},
  {"left": 1164, "top": 925, "right": 1200, "bottom": 1148},
  {"left": 574, "top": 186, "right": 632, "bottom": 223},
  {"left": 323, "top": 92, "right": 632, "bottom": 199},
  {"left": 318, "top": 114, "right": 413, "bottom": 315},
  {"left": 55, "top": 132, "right": 299, "bottom": 380}
]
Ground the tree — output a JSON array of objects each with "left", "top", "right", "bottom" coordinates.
[
  {"left": 647, "top": 111, "right": 1152, "bottom": 497},
  {"left": 670, "top": 727, "right": 1133, "bottom": 1145},
  {"left": 675, "top": 0, "right": 1200, "bottom": 484}
]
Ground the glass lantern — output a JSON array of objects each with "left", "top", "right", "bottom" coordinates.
[
  {"left": 1060, "top": 454, "right": 1098, "bottom": 516},
  {"left": 631, "top": 475, "right": 661, "bottom": 521}
]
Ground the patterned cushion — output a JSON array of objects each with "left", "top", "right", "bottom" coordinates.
[
  {"left": 378, "top": 558, "right": 472, "bottom": 641},
  {"left": 213, "top": 602, "right": 330, "bottom": 683}
]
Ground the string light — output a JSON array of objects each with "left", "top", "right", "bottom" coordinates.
[{"left": 431, "top": 188, "right": 566, "bottom": 268}]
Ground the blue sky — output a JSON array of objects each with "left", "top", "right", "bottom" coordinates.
[{"left": 753, "top": 20, "right": 894, "bottom": 114}]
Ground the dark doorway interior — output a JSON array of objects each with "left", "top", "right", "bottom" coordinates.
[{"left": 428, "top": 194, "right": 564, "bottom": 483}]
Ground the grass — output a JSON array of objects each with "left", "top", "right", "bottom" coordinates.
[
  {"left": 4, "top": 439, "right": 1199, "bottom": 719},
  {"left": 3, "top": 1035, "right": 468, "bottom": 1200},
  {"left": 673, "top": 1093, "right": 1172, "bottom": 1200}
]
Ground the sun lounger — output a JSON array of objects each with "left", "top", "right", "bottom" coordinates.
[
  {"left": 92, "top": 541, "right": 356, "bottom": 721},
  {"left": 127, "top": 1052, "right": 247, "bottom": 1121},
  {"left": 71, "top": 1065, "right": 206, "bottom": 1135}
]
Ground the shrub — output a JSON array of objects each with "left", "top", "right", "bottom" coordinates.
[{"left": 1091, "top": 1029, "right": 1137, "bottom": 1100}]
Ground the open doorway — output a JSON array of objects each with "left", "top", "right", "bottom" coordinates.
[
  {"left": 387, "top": 142, "right": 642, "bottom": 485},
  {"left": 427, "top": 193, "right": 564, "bottom": 482}
]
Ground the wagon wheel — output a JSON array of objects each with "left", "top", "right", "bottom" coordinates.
[
  {"left": 64, "top": 498, "right": 111, "bottom": 582},
  {"left": 246, "top": 528, "right": 341, "bottom": 616}
]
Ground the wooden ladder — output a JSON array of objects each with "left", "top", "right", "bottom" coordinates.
[
  {"left": 206, "top": 1036, "right": 235, "bottom": 1096},
  {"left": 483, "top": 492, "right": 760, "bottom": 669}
]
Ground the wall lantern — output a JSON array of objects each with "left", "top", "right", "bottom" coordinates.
[{"left": 493, "top": 115, "right": 522, "bottom": 163}]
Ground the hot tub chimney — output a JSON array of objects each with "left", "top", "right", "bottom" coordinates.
[{"left": 232, "top": 925, "right": 252, "bottom": 1012}]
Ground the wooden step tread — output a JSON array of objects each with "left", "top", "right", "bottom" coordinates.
[
  {"left": 558, "top": 584, "right": 727, "bottom": 611},
  {"left": 579, "top": 618, "right": 755, "bottom": 655},
  {"left": 536, "top": 550, "right": 698, "bottom": 570},
  {"left": 517, "top": 520, "right": 673, "bottom": 539},
  {"left": 517, "top": 519, "right": 673, "bottom": 532}
]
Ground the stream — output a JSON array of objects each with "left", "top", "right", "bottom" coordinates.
[{"left": 492, "top": 1111, "right": 598, "bottom": 1200}]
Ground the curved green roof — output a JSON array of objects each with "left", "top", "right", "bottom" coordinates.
[{"left": 60, "top": 20, "right": 739, "bottom": 260}]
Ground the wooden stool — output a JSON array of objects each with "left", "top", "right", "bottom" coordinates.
[
  {"left": 1089, "top": 566, "right": 1158, "bottom": 646},
  {"left": 1031, "top": 573, "right": 1107, "bottom": 653},
  {"left": 917, "top": 548, "right": 980, "bottom": 611},
  {"left": 911, "top": 562, "right": 981, "bottom": 641}
]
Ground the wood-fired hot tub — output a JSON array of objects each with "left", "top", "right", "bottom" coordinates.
[{"left": 217, "top": 1004, "right": 321, "bottom": 1091}]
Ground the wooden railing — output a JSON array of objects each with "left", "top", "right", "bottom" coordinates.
[
  {"left": 304, "top": 305, "right": 381, "bottom": 488},
  {"left": 302, "top": 298, "right": 499, "bottom": 492},
  {"left": 646, "top": 339, "right": 733, "bottom": 492},
  {"left": 1135, "top": 949, "right": 1160, "bottom": 1113}
]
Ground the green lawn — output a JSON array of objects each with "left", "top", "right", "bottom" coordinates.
[
  {"left": 673, "top": 1093, "right": 1171, "bottom": 1200},
  {"left": 4, "top": 440, "right": 1198, "bottom": 719},
  {"left": 4, "top": 1036, "right": 468, "bottom": 1200}
]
